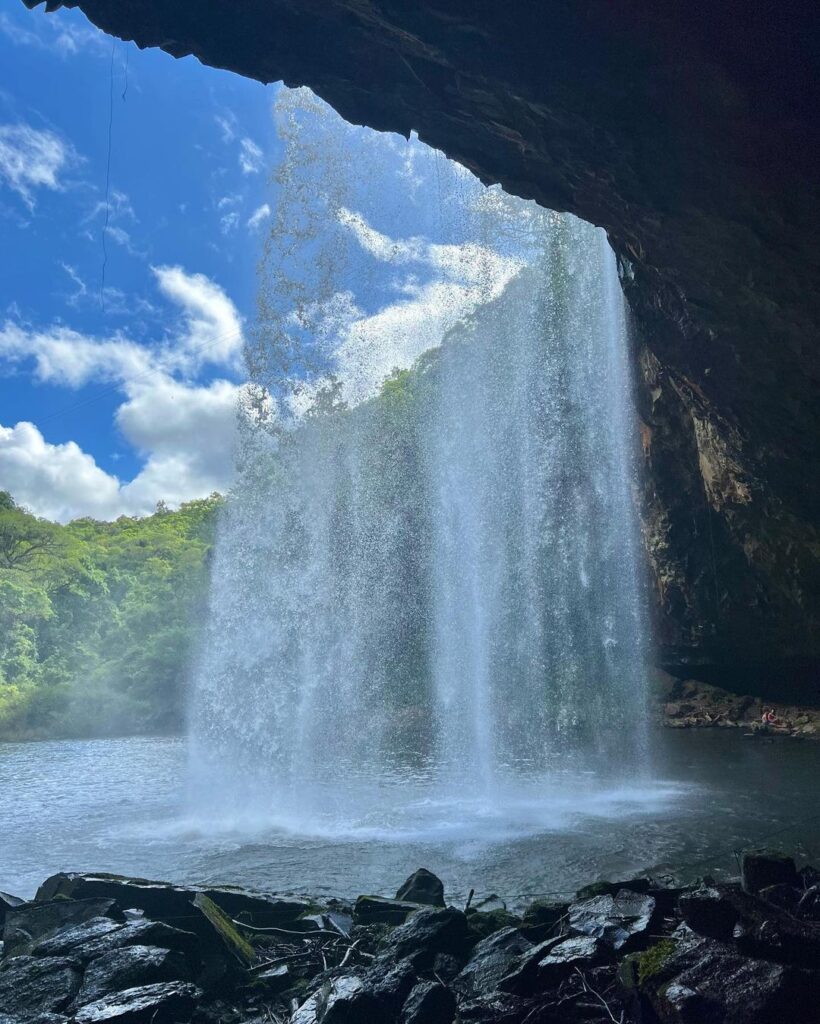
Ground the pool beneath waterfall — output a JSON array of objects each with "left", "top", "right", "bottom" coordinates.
[{"left": 3, "top": 729, "right": 819, "bottom": 902}]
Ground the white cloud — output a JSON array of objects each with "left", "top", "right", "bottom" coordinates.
[
  {"left": 0, "top": 268, "right": 246, "bottom": 520},
  {"left": 239, "top": 137, "right": 263, "bottom": 174},
  {"left": 0, "top": 421, "right": 123, "bottom": 522},
  {"left": 152, "top": 265, "right": 244, "bottom": 369},
  {"left": 220, "top": 211, "right": 240, "bottom": 235},
  {"left": 311, "top": 209, "right": 523, "bottom": 405},
  {"left": 215, "top": 112, "right": 238, "bottom": 143},
  {"left": 82, "top": 189, "right": 143, "bottom": 255},
  {"left": 0, "top": 123, "right": 75, "bottom": 208},
  {"left": 0, "top": 10, "right": 106, "bottom": 57},
  {"left": 247, "top": 203, "right": 271, "bottom": 231},
  {"left": 61, "top": 263, "right": 88, "bottom": 307},
  {"left": 87, "top": 189, "right": 135, "bottom": 225},
  {"left": 0, "top": 377, "right": 241, "bottom": 521},
  {"left": 0, "top": 322, "right": 153, "bottom": 388},
  {"left": 115, "top": 377, "right": 241, "bottom": 510},
  {"left": 1, "top": 267, "right": 243, "bottom": 387}
]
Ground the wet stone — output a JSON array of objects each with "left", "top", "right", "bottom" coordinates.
[
  {"left": 36, "top": 873, "right": 312, "bottom": 931},
  {"left": 454, "top": 927, "right": 533, "bottom": 997},
  {"left": 255, "top": 962, "right": 291, "bottom": 991},
  {"left": 499, "top": 934, "right": 605, "bottom": 992},
  {"left": 532, "top": 935, "right": 605, "bottom": 983},
  {"left": 647, "top": 939, "right": 818, "bottom": 1024},
  {"left": 741, "top": 853, "right": 799, "bottom": 895},
  {"left": 72, "top": 981, "right": 200, "bottom": 1023},
  {"left": 432, "top": 952, "right": 463, "bottom": 982},
  {"left": 383, "top": 907, "right": 473, "bottom": 968},
  {"left": 0, "top": 955, "right": 81, "bottom": 1018},
  {"left": 0, "top": 891, "right": 25, "bottom": 928},
  {"left": 395, "top": 869, "right": 445, "bottom": 908},
  {"left": 575, "top": 877, "right": 652, "bottom": 900},
  {"left": 31, "top": 918, "right": 125, "bottom": 960},
  {"left": 401, "top": 980, "right": 456, "bottom": 1024},
  {"left": 364, "top": 956, "right": 417, "bottom": 1012},
  {"left": 291, "top": 976, "right": 378, "bottom": 1024},
  {"left": 76, "top": 945, "right": 192, "bottom": 1005},
  {"left": 520, "top": 899, "right": 567, "bottom": 942},
  {"left": 353, "top": 896, "right": 420, "bottom": 927},
  {"left": 678, "top": 887, "right": 740, "bottom": 940},
  {"left": 3, "top": 899, "right": 123, "bottom": 958},
  {"left": 568, "top": 889, "right": 655, "bottom": 951},
  {"left": 465, "top": 907, "right": 521, "bottom": 942},
  {"left": 92, "top": 919, "right": 199, "bottom": 960}
]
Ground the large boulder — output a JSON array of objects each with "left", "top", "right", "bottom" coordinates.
[
  {"left": 353, "top": 896, "right": 420, "bottom": 927},
  {"left": 30, "top": 918, "right": 125, "bottom": 961},
  {"left": 35, "top": 873, "right": 311, "bottom": 929},
  {"left": 679, "top": 887, "right": 740, "bottom": 941},
  {"left": 381, "top": 907, "right": 473, "bottom": 968},
  {"left": 568, "top": 889, "right": 656, "bottom": 952},
  {"left": 395, "top": 870, "right": 445, "bottom": 908},
  {"left": 575, "top": 878, "right": 653, "bottom": 900},
  {"left": 741, "top": 853, "right": 799, "bottom": 895},
  {"left": 291, "top": 976, "right": 384, "bottom": 1024},
  {"left": 0, "top": 955, "right": 81, "bottom": 1018},
  {"left": 40, "top": 918, "right": 200, "bottom": 967},
  {"left": 71, "top": 981, "right": 200, "bottom": 1023},
  {"left": 0, "top": 891, "right": 25, "bottom": 928},
  {"left": 519, "top": 900, "right": 568, "bottom": 942},
  {"left": 3, "top": 900, "right": 123, "bottom": 958},
  {"left": 465, "top": 908, "right": 522, "bottom": 943},
  {"left": 641, "top": 938, "right": 818, "bottom": 1024},
  {"left": 453, "top": 927, "right": 533, "bottom": 998},
  {"left": 499, "top": 935, "right": 606, "bottom": 993},
  {"left": 363, "top": 957, "right": 418, "bottom": 1015},
  {"left": 75, "top": 946, "right": 192, "bottom": 1006},
  {"left": 400, "top": 980, "right": 456, "bottom": 1024},
  {"left": 23, "top": 914, "right": 201, "bottom": 978}
]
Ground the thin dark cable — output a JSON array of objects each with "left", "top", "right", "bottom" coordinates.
[{"left": 100, "top": 38, "right": 115, "bottom": 312}]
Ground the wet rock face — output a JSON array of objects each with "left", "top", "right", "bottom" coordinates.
[
  {"left": 76, "top": 945, "right": 192, "bottom": 1005},
  {"left": 395, "top": 869, "right": 445, "bottom": 909},
  {"left": 24, "top": 0, "right": 820, "bottom": 698},
  {"left": 452, "top": 927, "right": 533, "bottom": 998},
  {"left": 568, "top": 890, "right": 656, "bottom": 952},
  {"left": 72, "top": 981, "right": 201, "bottom": 1023},
  {"left": 741, "top": 853, "right": 800, "bottom": 895},
  {"left": 0, "top": 955, "right": 81, "bottom": 1018},
  {"left": 3, "top": 899, "right": 123, "bottom": 958}
]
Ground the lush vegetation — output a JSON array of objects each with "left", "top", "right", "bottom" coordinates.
[{"left": 0, "top": 491, "right": 222, "bottom": 741}]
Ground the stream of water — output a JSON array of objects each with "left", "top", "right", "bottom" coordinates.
[{"left": 189, "top": 92, "right": 650, "bottom": 836}]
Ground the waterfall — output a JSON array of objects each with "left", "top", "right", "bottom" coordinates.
[{"left": 188, "top": 89, "right": 650, "bottom": 836}]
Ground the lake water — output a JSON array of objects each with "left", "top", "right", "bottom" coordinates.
[{"left": 2, "top": 729, "right": 819, "bottom": 904}]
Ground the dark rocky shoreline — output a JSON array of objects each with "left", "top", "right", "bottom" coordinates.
[
  {"left": 2, "top": 857, "right": 819, "bottom": 1023},
  {"left": 655, "top": 674, "right": 820, "bottom": 740}
]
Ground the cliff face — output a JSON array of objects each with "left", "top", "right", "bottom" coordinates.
[{"left": 26, "top": 0, "right": 820, "bottom": 700}]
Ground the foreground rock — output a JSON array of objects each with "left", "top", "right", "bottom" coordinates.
[{"left": 1, "top": 859, "right": 819, "bottom": 1022}]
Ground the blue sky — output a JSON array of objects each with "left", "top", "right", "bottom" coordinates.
[
  {"left": 0, "top": 1, "right": 278, "bottom": 519},
  {"left": 0, "top": 1, "right": 528, "bottom": 522}
]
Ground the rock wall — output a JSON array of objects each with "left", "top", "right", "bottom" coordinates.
[{"left": 25, "top": 0, "right": 820, "bottom": 700}]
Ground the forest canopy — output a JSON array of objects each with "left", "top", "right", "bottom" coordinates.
[{"left": 0, "top": 491, "right": 222, "bottom": 742}]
